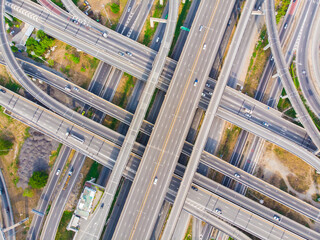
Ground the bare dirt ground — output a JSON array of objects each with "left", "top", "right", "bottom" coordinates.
[
  {"left": 253, "top": 142, "right": 320, "bottom": 229},
  {"left": 45, "top": 40, "right": 100, "bottom": 89},
  {"left": 0, "top": 110, "right": 60, "bottom": 239},
  {"left": 77, "top": 0, "right": 128, "bottom": 28}
]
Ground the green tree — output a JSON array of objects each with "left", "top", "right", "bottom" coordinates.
[
  {"left": 29, "top": 171, "right": 48, "bottom": 189},
  {"left": 110, "top": 3, "right": 120, "bottom": 13},
  {"left": 0, "top": 136, "right": 13, "bottom": 156}
]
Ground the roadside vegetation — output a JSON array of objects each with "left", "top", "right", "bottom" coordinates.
[
  {"left": 51, "top": 0, "right": 66, "bottom": 10},
  {"left": 275, "top": 0, "right": 291, "bottom": 24},
  {"left": 243, "top": 27, "right": 270, "bottom": 97},
  {"left": 55, "top": 211, "right": 74, "bottom": 240},
  {"left": 49, "top": 143, "right": 63, "bottom": 167},
  {"left": 184, "top": 217, "right": 192, "bottom": 240},
  {"left": 288, "top": 60, "right": 320, "bottom": 131},
  {"left": 169, "top": 0, "right": 192, "bottom": 55},
  {"left": 138, "top": 0, "right": 167, "bottom": 46},
  {"left": 217, "top": 124, "right": 241, "bottom": 161}
]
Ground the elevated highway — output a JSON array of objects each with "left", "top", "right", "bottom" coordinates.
[
  {"left": 265, "top": 0, "right": 320, "bottom": 149},
  {"left": 1, "top": 86, "right": 320, "bottom": 237}
]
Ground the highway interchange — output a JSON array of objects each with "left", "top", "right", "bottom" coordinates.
[{"left": 0, "top": 0, "right": 320, "bottom": 239}]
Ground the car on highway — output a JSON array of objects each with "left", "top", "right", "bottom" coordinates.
[
  {"left": 0, "top": 188, "right": 3, "bottom": 195},
  {"left": 199, "top": 25, "right": 203, "bottom": 31},
  {"left": 73, "top": 86, "right": 79, "bottom": 92},
  {"left": 103, "top": 32, "right": 108, "bottom": 38},
  {"left": 273, "top": 215, "right": 281, "bottom": 221},
  {"left": 127, "top": 6, "right": 131, "bottom": 12},
  {"left": 302, "top": 70, "right": 306, "bottom": 75},
  {"left": 194, "top": 79, "right": 198, "bottom": 86},
  {"left": 201, "top": 93, "right": 206, "bottom": 97},
  {"left": 203, "top": 43, "right": 207, "bottom": 50},
  {"left": 56, "top": 169, "right": 61, "bottom": 175},
  {"left": 126, "top": 51, "right": 133, "bottom": 56},
  {"left": 118, "top": 51, "right": 125, "bottom": 56},
  {"left": 68, "top": 168, "right": 73, "bottom": 176},
  {"left": 6, "top": 208, "right": 9, "bottom": 214},
  {"left": 262, "top": 121, "right": 269, "bottom": 127},
  {"left": 191, "top": 186, "right": 198, "bottom": 191},
  {"left": 156, "top": 37, "right": 160, "bottom": 43},
  {"left": 0, "top": 88, "right": 6, "bottom": 93},
  {"left": 100, "top": 203, "right": 104, "bottom": 208},
  {"left": 153, "top": 177, "right": 158, "bottom": 185},
  {"left": 244, "top": 113, "right": 251, "bottom": 118},
  {"left": 64, "top": 85, "right": 71, "bottom": 92},
  {"left": 215, "top": 208, "right": 222, "bottom": 214},
  {"left": 270, "top": 56, "right": 274, "bottom": 61},
  {"left": 284, "top": 23, "right": 288, "bottom": 29},
  {"left": 234, "top": 173, "right": 240, "bottom": 178}
]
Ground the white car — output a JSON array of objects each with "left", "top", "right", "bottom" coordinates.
[
  {"left": 234, "top": 173, "right": 240, "bottom": 178},
  {"left": 56, "top": 169, "right": 61, "bottom": 175},
  {"left": 273, "top": 215, "right": 281, "bottom": 221},
  {"left": 203, "top": 43, "right": 207, "bottom": 50},
  {"left": 153, "top": 177, "right": 158, "bottom": 185},
  {"left": 194, "top": 79, "right": 198, "bottom": 86}
]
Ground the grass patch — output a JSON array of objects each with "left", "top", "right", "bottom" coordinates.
[
  {"left": 103, "top": 116, "right": 120, "bottom": 131},
  {"left": 217, "top": 125, "right": 241, "bottom": 160},
  {"left": 0, "top": 134, "right": 13, "bottom": 156},
  {"left": 23, "top": 188, "right": 34, "bottom": 198},
  {"left": 184, "top": 217, "right": 192, "bottom": 240},
  {"left": 51, "top": 0, "right": 66, "bottom": 10},
  {"left": 115, "top": 73, "right": 135, "bottom": 109},
  {"left": 243, "top": 27, "right": 270, "bottom": 97},
  {"left": 141, "top": 0, "right": 167, "bottom": 46},
  {"left": 275, "top": 0, "right": 291, "bottom": 24},
  {"left": 145, "top": 89, "right": 158, "bottom": 119},
  {"left": 84, "top": 161, "right": 101, "bottom": 183},
  {"left": 284, "top": 108, "right": 296, "bottom": 118},
  {"left": 169, "top": 0, "right": 192, "bottom": 55},
  {"left": 0, "top": 78, "right": 21, "bottom": 93},
  {"left": 55, "top": 211, "right": 74, "bottom": 240},
  {"left": 49, "top": 143, "right": 63, "bottom": 167}
]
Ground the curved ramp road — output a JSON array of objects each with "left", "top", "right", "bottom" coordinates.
[
  {"left": 297, "top": 0, "right": 320, "bottom": 117},
  {"left": 265, "top": 0, "right": 320, "bottom": 150}
]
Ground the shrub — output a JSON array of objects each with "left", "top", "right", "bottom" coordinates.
[
  {"left": 29, "top": 171, "right": 48, "bottom": 189},
  {"left": 110, "top": 3, "right": 120, "bottom": 13},
  {"left": 0, "top": 136, "right": 13, "bottom": 156},
  {"left": 23, "top": 188, "right": 34, "bottom": 197}
]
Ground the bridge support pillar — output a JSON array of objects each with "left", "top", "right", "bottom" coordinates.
[
  {"left": 263, "top": 43, "right": 270, "bottom": 51},
  {"left": 272, "top": 73, "right": 279, "bottom": 78},
  {"left": 150, "top": 17, "right": 167, "bottom": 28}
]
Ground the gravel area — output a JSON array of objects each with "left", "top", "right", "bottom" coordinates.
[{"left": 17, "top": 128, "right": 58, "bottom": 189}]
